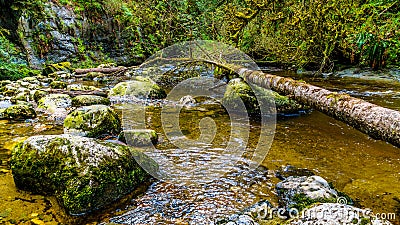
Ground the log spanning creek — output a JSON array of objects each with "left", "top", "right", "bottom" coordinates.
[{"left": 0, "top": 66, "right": 399, "bottom": 225}]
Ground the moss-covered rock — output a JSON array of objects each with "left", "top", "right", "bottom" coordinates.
[
  {"left": 21, "top": 77, "right": 40, "bottom": 85},
  {"left": 71, "top": 95, "right": 111, "bottom": 107},
  {"left": 37, "top": 94, "right": 72, "bottom": 111},
  {"left": 0, "top": 80, "right": 12, "bottom": 87},
  {"left": 1, "top": 85, "right": 18, "bottom": 97},
  {"left": 276, "top": 176, "right": 338, "bottom": 210},
  {"left": 49, "top": 81, "right": 67, "bottom": 89},
  {"left": 11, "top": 91, "right": 31, "bottom": 102},
  {"left": 67, "top": 84, "right": 99, "bottom": 91},
  {"left": 64, "top": 105, "right": 121, "bottom": 138},
  {"left": 222, "top": 78, "right": 305, "bottom": 115},
  {"left": 10, "top": 134, "right": 158, "bottom": 215},
  {"left": 118, "top": 129, "right": 158, "bottom": 146},
  {"left": 222, "top": 78, "right": 269, "bottom": 115},
  {"left": 3, "top": 105, "right": 36, "bottom": 120},
  {"left": 272, "top": 91, "right": 306, "bottom": 115},
  {"left": 42, "top": 62, "right": 71, "bottom": 76},
  {"left": 31, "top": 90, "right": 48, "bottom": 103},
  {"left": 16, "top": 81, "right": 31, "bottom": 88},
  {"left": 0, "top": 108, "right": 7, "bottom": 119},
  {"left": 108, "top": 76, "right": 166, "bottom": 99}
]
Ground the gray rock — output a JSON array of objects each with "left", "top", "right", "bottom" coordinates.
[
  {"left": 118, "top": 129, "right": 158, "bottom": 146},
  {"left": 49, "top": 80, "right": 67, "bottom": 89},
  {"left": 108, "top": 76, "right": 166, "bottom": 99},
  {"left": 10, "top": 134, "right": 158, "bottom": 215},
  {"left": 37, "top": 94, "right": 72, "bottom": 112},
  {"left": 71, "top": 95, "right": 111, "bottom": 107},
  {"left": 276, "top": 176, "right": 338, "bottom": 209},
  {"left": 179, "top": 95, "right": 196, "bottom": 106},
  {"left": 64, "top": 105, "right": 121, "bottom": 138},
  {"left": 67, "top": 84, "right": 99, "bottom": 91},
  {"left": 3, "top": 105, "right": 36, "bottom": 120},
  {"left": 222, "top": 78, "right": 305, "bottom": 115}
]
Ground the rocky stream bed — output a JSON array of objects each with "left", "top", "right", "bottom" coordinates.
[{"left": 0, "top": 63, "right": 398, "bottom": 225}]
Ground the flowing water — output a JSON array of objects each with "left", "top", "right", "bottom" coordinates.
[{"left": 0, "top": 68, "right": 399, "bottom": 224}]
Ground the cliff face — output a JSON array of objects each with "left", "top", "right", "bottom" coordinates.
[{"left": 1, "top": 0, "right": 140, "bottom": 68}]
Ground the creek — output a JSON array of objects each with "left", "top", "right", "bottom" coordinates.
[{"left": 0, "top": 67, "right": 399, "bottom": 224}]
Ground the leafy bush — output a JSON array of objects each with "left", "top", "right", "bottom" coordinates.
[{"left": 0, "top": 31, "right": 35, "bottom": 80}]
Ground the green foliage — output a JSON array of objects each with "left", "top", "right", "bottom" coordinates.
[
  {"left": 0, "top": 33, "right": 36, "bottom": 80},
  {"left": 217, "top": 0, "right": 400, "bottom": 70},
  {"left": 2, "top": 0, "right": 399, "bottom": 71}
]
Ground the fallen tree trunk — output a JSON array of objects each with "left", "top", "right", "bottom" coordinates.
[
  {"left": 43, "top": 89, "right": 108, "bottom": 98},
  {"left": 74, "top": 66, "right": 127, "bottom": 75},
  {"left": 140, "top": 57, "right": 400, "bottom": 147},
  {"left": 232, "top": 66, "right": 400, "bottom": 148}
]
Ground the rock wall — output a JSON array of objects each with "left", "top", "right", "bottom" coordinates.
[{"left": 2, "top": 1, "right": 140, "bottom": 68}]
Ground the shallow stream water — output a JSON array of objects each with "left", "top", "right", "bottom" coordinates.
[{"left": 0, "top": 68, "right": 399, "bottom": 224}]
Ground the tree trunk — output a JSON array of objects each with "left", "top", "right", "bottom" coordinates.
[
  {"left": 43, "top": 89, "right": 108, "bottom": 98},
  {"left": 233, "top": 66, "right": 400, "bottom": 148},
  {"left": 74, "top": 67, "right": 127, "bottom": 75}
]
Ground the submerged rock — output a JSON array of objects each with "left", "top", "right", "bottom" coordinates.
[
  {"left": 3, "top": 105, "right": 36, "bottom": 120},
  {"left": 275, "top": 165, "right": 315, "bottom": 180},
  {"left": 118, "top": 129, "right": 158, "bottom": 146},
  {"left": 71, "top": 95, "right": 111, "bottom": 107},
  {"left": 179, "top": 95, "right": 197, "bottom": 106},
  {"left": 10, "top": 134, "right": 158, "bottom": 215},
  {"left": 108, "top": 76, "right": 166, "bottom": 99},
  {"left": 37, "top": 94, "right": 72, "bottom": 111},
  {"left": 64, "top": 105, "right": 121, "bottom": 138},
  {"left": 276, "top": 176, "right": 338, "bottom": 210},
  {"left": 219, "top": 201, "right": 273, "bottom": 224}
]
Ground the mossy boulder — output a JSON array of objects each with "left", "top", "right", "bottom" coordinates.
[
  {"left": 222, "top": 78, "right": 269, "bottom": 114},
  {"left": 42, "top": 62, "right": 71, "bottom": 76},
  {"left": 64, "top": 105, "right": 121, "bottom": 138},
  {"left": 1, "top": 85, "right": 18, "bottom": 97},
  {"left": 49, "top": 81, "right": 67, "bottom": 89},
  {"left": 72, "top": 95, "right": 111, "bottom": 107},
  {"left": 21, "top": 77, "right": 40, "bottom": 85},
  {"left": 11, "top": 91, "right": 31, "bottom": 102},
  {"left": 276, "top": 176, "right": 338, "bottom": 210},
  {"left": 67, "top": 84, "right": 99, "bottom": 91},
  {"left": 37, "top": 94, "right": 72, "bottom": 111},
  {"left": 108, "top": 76, "right": 166, "bottom": 99},
  {"left": 272, "top": 91, "right": 306, "bottom": 114},
  {"left": 31, "top": 90, "right": 48, "bottom": 103},
  {"left": 10, "top": 134, "right": 158, "bottom": 215},
  {"left": 0, "top": 80, "right": 12, "bottom": 87},
  {"left": 3, "top": 105, "right": 36, "bottom": 120},
  {"left": 222, "top": 78, "right": 305, "bottom": 115},
  {"left": 118, "top": 129, "right": 158, "bottom": 146}
]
